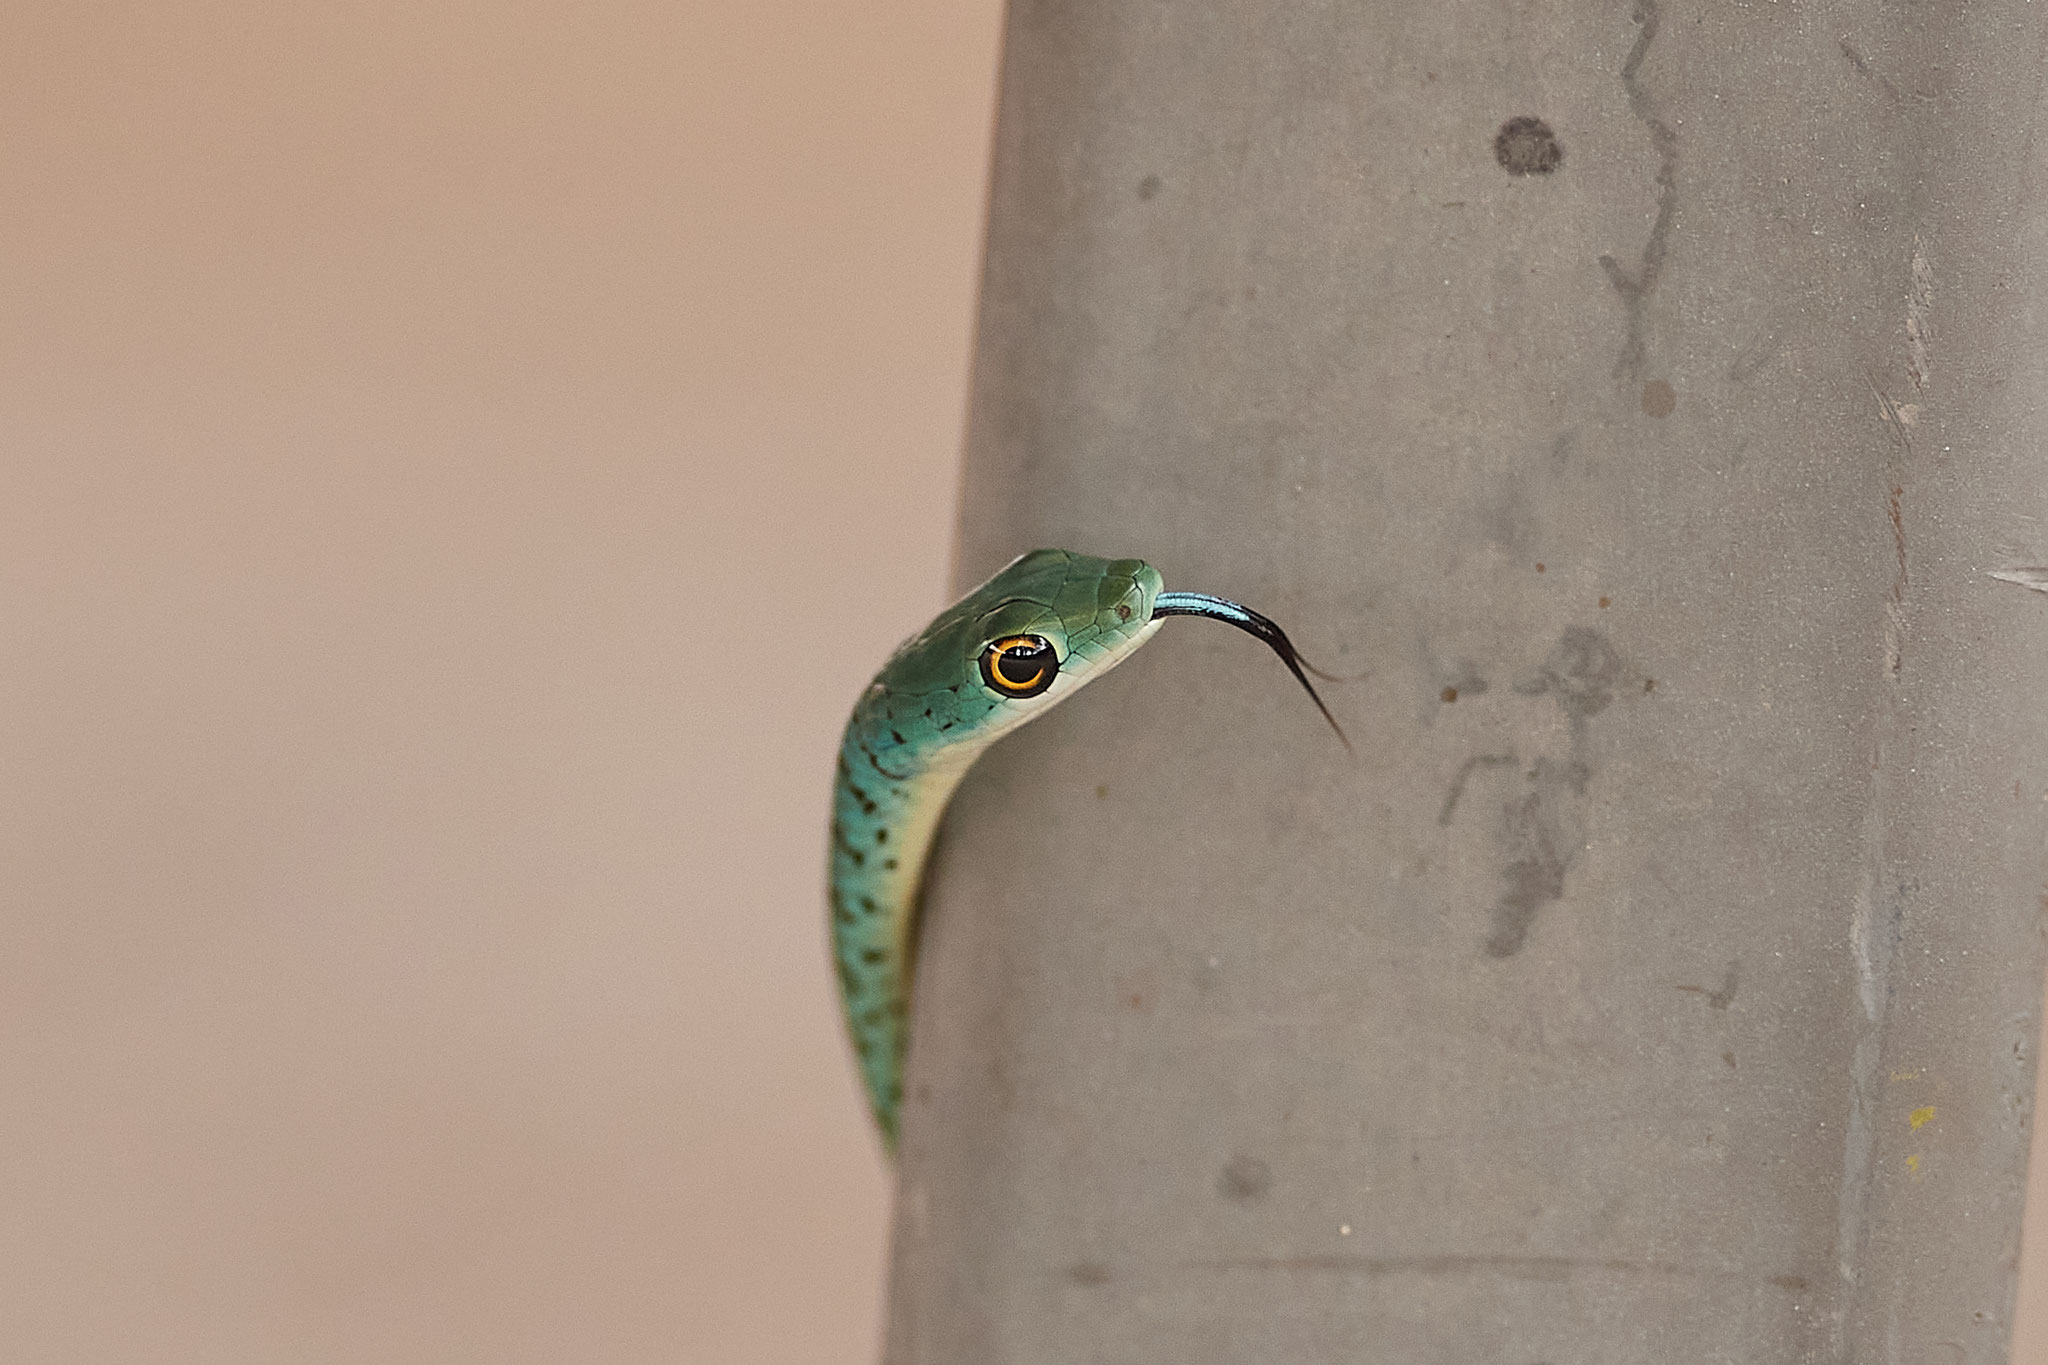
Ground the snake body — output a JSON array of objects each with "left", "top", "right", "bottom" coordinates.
[{"left": 829, "top": 548, "right": 1339, "bottom": 1150}]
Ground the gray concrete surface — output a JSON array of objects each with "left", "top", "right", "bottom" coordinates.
[{"left": 886, "top": 2, "right": 2048, "bottom": 1360}]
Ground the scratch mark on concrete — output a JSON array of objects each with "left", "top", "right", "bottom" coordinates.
[
  {"left": 1729, "top": 303, "right": 1792, "bottom": 382},
  {"left": 1648, "top": 862, "right": 1680, "bottom": 901},
  {"left": 1869, "top": 376, "right": 1912, "bottom": 676},
  {"left": 1840, "top": 36, "right": 1939, "bottom": 105},
  {"left": 1869, "top": 377, "right": 1915, "bottom": 461},
  {"left": 1906, "top": 238, "right": 1934, "bottom": 390},
  {"left": 1884, "top": 478, "right": 1908, "bottom": 679},
  {"left": 1886, "top": 484, "right": 1908, "bottom": 600},
  {"left": 1598, "top": 0, "right": 1678, "bottom": 381},
  {"left": 1991, "top": 569, "right": 2048, "bottom": 593},
  {"left": 1676, "top": 959, "right": 1741, "bottom": 1009}
]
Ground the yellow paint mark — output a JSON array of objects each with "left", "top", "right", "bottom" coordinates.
[
  {"left": 1890, "top": 1070, "right": 1922, "bottom": 1082},
  {"left": 1910, "top": 1105, "right": 1936, "bottom": 1131},
  {"left": 1906, "top": 1153, "right": 1921, "bottom": 1176}
]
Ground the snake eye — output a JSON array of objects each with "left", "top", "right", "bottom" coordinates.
[{"left": 978, "top": 634, "right": 1059, "bottom": 698}]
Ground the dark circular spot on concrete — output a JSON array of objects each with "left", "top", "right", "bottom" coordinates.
[
  {"left": 1067, "top": 1261, "right": 1112, "bottom": 1287},
  {"left": 1495, "top": 116, "right": 1563, "bottom": 175},
  {"left": 1217, "top": 1154, "right": 1272, "bottom": 1201},
  {"left": 1640, "top": 379, "right": 1677, "bottom": 417},
  {"left": 1441, "top": 686, "right": 1458, "bottom": 703},
  {"left": 1136, "top": 174, "right": 1162, "bottom": 200},
  {"left": 1538, "top": 626, "right": 1624, "bottom": 720}
]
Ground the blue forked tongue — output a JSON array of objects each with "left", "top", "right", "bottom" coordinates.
[{"left": 1151, "top": 592, "right": 1350, "bottom": 751}]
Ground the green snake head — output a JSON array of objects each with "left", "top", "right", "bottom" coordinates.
[{"left": 868, "top": 548, "right": 1166, "bottom": 747}]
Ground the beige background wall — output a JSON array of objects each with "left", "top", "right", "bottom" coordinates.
[
  {"left": 1, "top": 3, "right": 996, "bottom": 1359},
  {"left": 2, "top": 3, "right": 2044, "bottom": 1361}
]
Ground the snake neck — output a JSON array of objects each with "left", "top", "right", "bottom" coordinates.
[{"left": 829, "top": 691, "right": 992, "bottom": 1148}]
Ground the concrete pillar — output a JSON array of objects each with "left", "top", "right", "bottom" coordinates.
[{"left": 888, "top": 3, "right": 2048, "bottom": 1360}]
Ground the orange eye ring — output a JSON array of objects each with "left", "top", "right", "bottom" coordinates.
[{"left": 978, "top": 634, "right": 1059, "bottom": 698}]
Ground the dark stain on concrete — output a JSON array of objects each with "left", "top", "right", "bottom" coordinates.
[
  {"left": 1439, "top": 753, "right": 1517, "bottom": 827},
  {"left": 1495, "top": 116, "right": 1564, "bottom": 175},
  {"left": 1217, "top": 1154, "right": 1272, "bottom": 1202},
  {"left": 1066, "top": 1260, "right": 1113, "bottom": 1287},
  {"left": 1517, "top": 626, "right": 1626, "bottom": 722},
  {"left": 1481, "top": 628, "right": 1639, "bottom": 956},
  {"left": 1486, "top": 759, "right": 1586, "bottom": 957},
  {"left": 1597, "top": 0, "right": 1678, "bottom": 381}
]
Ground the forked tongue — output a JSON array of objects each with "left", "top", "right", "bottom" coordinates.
[{"left": 1151, "top": 592, "right": 1350, "bottom": 751}]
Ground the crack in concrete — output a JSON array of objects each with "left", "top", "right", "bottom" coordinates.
[{"left": 1598, "top": 0, "right": 1678, "bottom": 381}]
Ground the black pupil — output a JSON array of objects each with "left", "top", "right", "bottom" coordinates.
[
  {"left": 999, "top": 643, "right": 1047, "bottom": 683},
  {"left": 983, "top": 637, "right": 1057, "bottom": 696}
]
